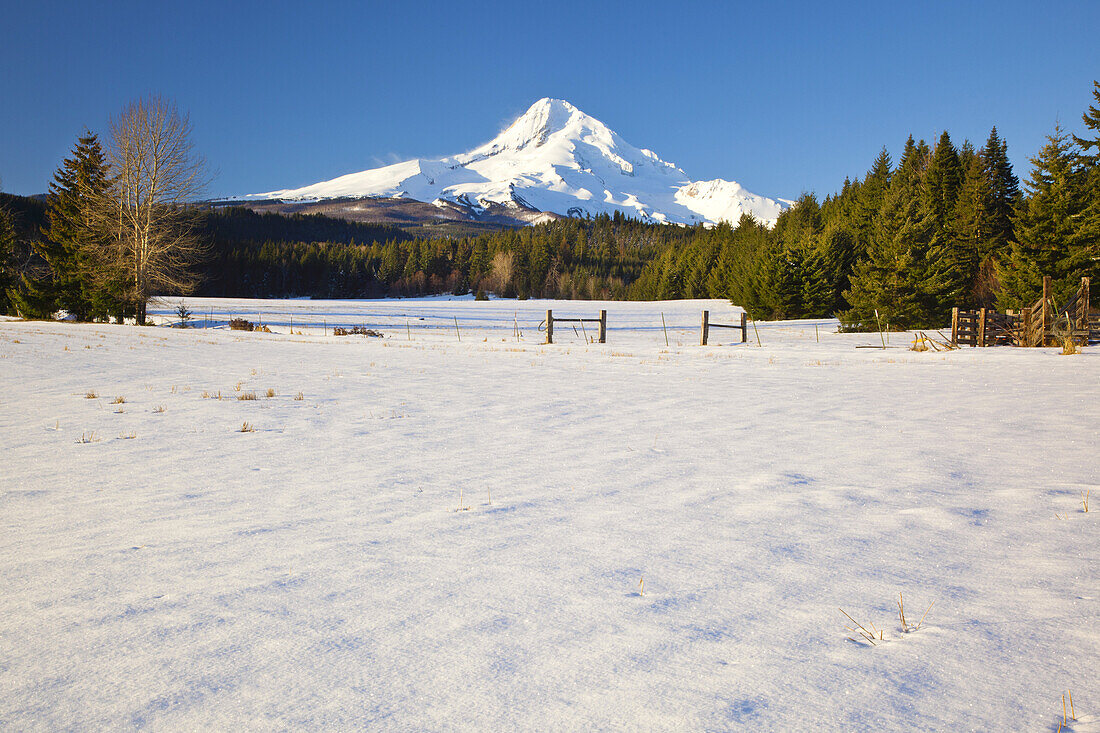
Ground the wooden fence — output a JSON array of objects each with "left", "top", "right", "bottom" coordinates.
[
  {"left": 951, "top": 276, "right": 1095, "bottom": 347},
  {"left": 700, "top": 310, "right": 747, "bottom": 345},
  {"left": 545, "top": 309, "right": 606, "bottom": 344}
]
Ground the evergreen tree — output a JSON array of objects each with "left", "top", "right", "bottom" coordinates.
[
  {"left": 998, "top": 126, "right": 1093, "bottom": 307},
  {"left": 0, "top": 204, "right": 15, "bottom": 314},
  {"left": 980, "top": 127, "right": 1020, "bottom": 256},
  {"left": 1072, "top": 80, "right": 1100, "bottom": 164},
  {"left": 842, "top": 136, "right": 937, "bottom": 329},
  {"left": 816, "top": 224, "right": 858, "bottom": 312},
  {"left": 917, "top": 132, "right": 970, "bottom": 316},
  {"left": 799, "top": 241, "right": 836, "bottom": 316},
  {"left": 43, "top": 132, "right": 116, "bottom": 320},
  {"left": 756, "top": 240, "right": 804, "bottom": 319},
  {"left": 8, "top": 134, "right": 112, "bottom": 319},
  {"left": 1070, "top": 81, "right": 1100, "bottom": 275},
  {"left": 949, "top": 152, "right": 996, "bottom": 306},
  {"left": 923, "top": 132, "right": 963, "bottom": 231}
]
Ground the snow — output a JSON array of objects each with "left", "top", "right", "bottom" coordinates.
[
  {"left": 2, "top": 297, "right": 1099, "bottom": 730},
  {"left": 245, "top": 99, "right": 789, "bottom": 226}
]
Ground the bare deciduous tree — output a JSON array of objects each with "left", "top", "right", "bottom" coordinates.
[
  {"left": 97, "top": 97, "right": 208, "bottom": 324},
  {"left": 489, "top": 250, "right": 515, "bottom": 295}
]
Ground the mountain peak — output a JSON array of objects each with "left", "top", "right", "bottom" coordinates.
[
  {"left": 246, "top": 99, "right": 788, "bottom": 226},
  {"left": 475, "top": 98, "right": 599, "bottom": 154}
]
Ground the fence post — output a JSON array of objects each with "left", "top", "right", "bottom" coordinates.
[
  {"left": 740, "top": 312, "right": 747, "bottom": 343},
  {"left": 977, "top": 308, "right": 987, "bottom": 347},
  {"left": 1081, "top": 277, "right": 1091, "bottom": 332},
  {"left": 1020, "top": 307, "right": 1032, "bottom": 347},
  {"left": 598, "top": 310, "right": 607, "bottom": 344},
  {"left": 700, "top": 310, "right": 709, "bottom": 345},
  {"left": 1042, "top": 275, "right": 1051, "bottom": 345},
  {"left": 546, "top": 309, "right": 553, "bottom": 344},
  {"left": 951, "top": 307, "right": 959, "bottom": 345}
]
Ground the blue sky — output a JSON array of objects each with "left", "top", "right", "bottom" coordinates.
[{"left": 1, "top": 1, "right": 1098, "bottom": 201}]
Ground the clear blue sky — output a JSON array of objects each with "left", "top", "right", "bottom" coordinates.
[{"left": 1, "top": 1, "right": 1098, "bottom": 201}]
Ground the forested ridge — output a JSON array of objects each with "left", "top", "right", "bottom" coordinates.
[{"left": 3, "top": 82, "right": 1098, "bottom": 329}]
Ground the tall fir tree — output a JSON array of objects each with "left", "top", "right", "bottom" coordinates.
[
  {"left": 21, "top": 133, "right": 117, "bottom": 320},
  {"left": 923, "top": 132, "right": 964, "bottom": 231},
  {"left": 919, "top": 132, "right": 969, "bottom": 316},
  {"left": 1070, "top": 81, "right": 1100, "bottom": 277},
  {"left": 842, "top": 136, "right": 937, "bottom": 329},
  {"left": 1072, "top": 80, "right": 1100, "bottom": 164},
  {"left": 949, "top": 152, "right": 996, "bottom": 306},
  {"left": 0, "top": 204, "right": 16, "bottom": 315},
  {"left": 997, "top": 126, "right": 1093, "bottom": 307},
  {"left": 980, "top": 127, "right": 1020, "bottom": 255}
]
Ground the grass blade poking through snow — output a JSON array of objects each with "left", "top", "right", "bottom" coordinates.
[{"left": 840, "top": 607, "right": 883, "bottom": 645}]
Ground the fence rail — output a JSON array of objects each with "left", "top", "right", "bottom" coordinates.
[
  {"left": 700, "top": 310, "right": 747, "bottom": 345},
  {"left": 545, "top": 309, "right": 606, "bottom": 344}
]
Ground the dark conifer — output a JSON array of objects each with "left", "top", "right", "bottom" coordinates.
[
  {"left": 1072, "top": 80, "right": 1100, "bottom": 163},
  {"left": 0, "top": 204, "right": 16, "bottom": 314},
  {"left": 33, "top": 132, "right": 115, "bottom": 320},
  {"left": 923, "top": 132, "right": 963, "bottom": 231},
  {"left": 998, "top": 126, "right": 1092, "bottom": 307},
  {"left": 980, "top": 127, "right": 1020, "bottom": 256}
]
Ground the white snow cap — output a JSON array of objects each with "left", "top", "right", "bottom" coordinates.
[{"left": 250, "top": 97, "right": 789, "bottom": 226}]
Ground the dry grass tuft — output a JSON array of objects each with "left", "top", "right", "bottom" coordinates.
[
  {"left": 238, "top": 392, "right": 257, "bottom": 401},
  {"left": 239, "top": 421, "right": 255, "bottom": 433},
  {"left": 333, "top": 326, "right": 383, "bottom": 337},
  {"left": 1083, "top": 490, "right": 1091, "bottom": 513},
  {"left": 85, "top": 390, "right": 98, "bottom": 399},
  {"left": 840, "top": 608, "right": 884, "bottom": 645},
  {"left": 234, "top": 381, "right": 244, "bottom": 392},
  {"left": 153, "top": 405, "right": 166, "bottom": 413},
  {"left": 898, "top": 594, "right": 935, "bottom": 633},
  {"left": 112, "top": 396, "right": 125, "bottom": 404},
  {"left": 1058, "top": 689, "right": 1077, "bottom": 730},
  {"left": 119, "top": 432, "right": 137, "bottom": 440},
  {"left": 294, "top": 391, "right": 304, "bottom": 401},
  {"left": 265, "top": 387, "right": 276, "bottom": 398},
  {"left": 78, "top": 431, "right": 99, "bottom": 444}
]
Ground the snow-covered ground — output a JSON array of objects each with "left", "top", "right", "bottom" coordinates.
[{"left": 2, "top": 297, "right": 1098, "bottom": 731}]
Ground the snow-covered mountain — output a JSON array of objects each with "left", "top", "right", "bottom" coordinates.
[{"left": 246, "top": 98, "right": 788, "bottom": 226}]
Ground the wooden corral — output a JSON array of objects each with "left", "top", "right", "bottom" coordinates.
[{"left": 951, "top": 276, "right": 1095, "bottom": 347}]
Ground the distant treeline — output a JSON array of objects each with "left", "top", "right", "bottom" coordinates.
[
  {"left": 4, "top": 82, "right": 1098, "bottom": 329},
  {"left": 196, "top": 210, "right": 680, "bottom": 301}
]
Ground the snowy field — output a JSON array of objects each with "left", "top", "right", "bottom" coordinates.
[{"left": 2, "top": 296, "right": 1098, "bottom": 731}]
